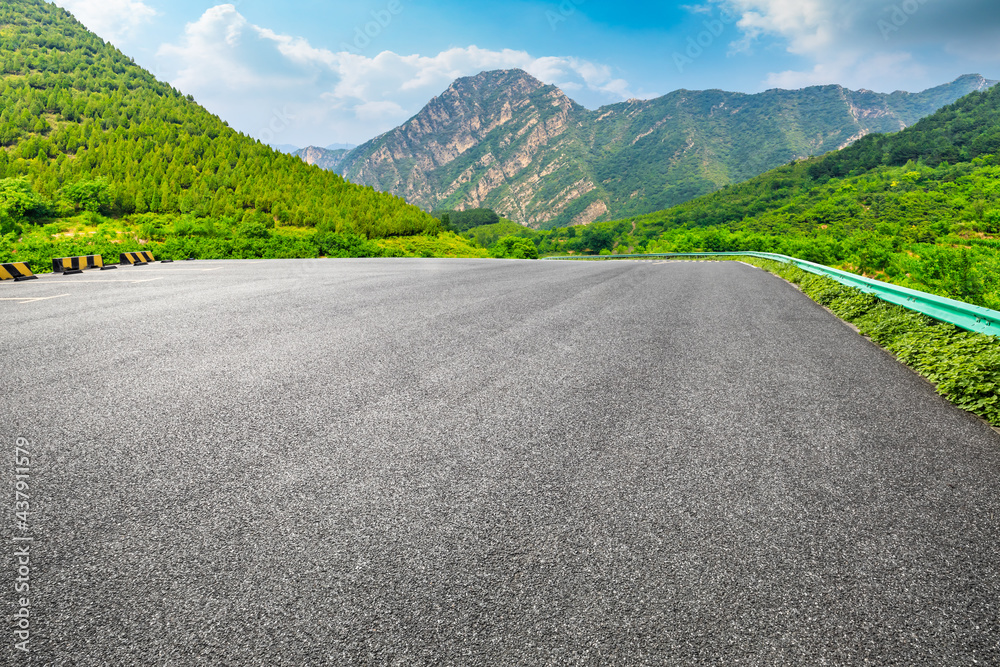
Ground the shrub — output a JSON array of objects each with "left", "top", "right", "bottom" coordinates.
[{"left": 490, "top": 236, "right": 538, "bottom": 259}]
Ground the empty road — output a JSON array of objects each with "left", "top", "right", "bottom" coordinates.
[{"left": 2, "top": 258, "right": 999, "bottom": 665}]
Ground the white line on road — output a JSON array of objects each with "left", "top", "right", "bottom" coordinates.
[{"left": 0, "top": 293, "right": 70, "bottom": 304}]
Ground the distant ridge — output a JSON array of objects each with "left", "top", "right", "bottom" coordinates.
[
  {"left": 269, "top": 143, "right": 302, "bottom": 155},
  {"left": 328, "top": 70, "right": 996, "bottom": 228},
  {"left": 295, "top": 146, "right": 353, "bottom": 172}
]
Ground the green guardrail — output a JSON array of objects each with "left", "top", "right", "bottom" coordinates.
[{"left": 543, "top": 251, "right": 1000, "bottom": 338}]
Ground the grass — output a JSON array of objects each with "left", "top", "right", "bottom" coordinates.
[{"left": 374, "top": 232, "right": 490, "bottom": 259}]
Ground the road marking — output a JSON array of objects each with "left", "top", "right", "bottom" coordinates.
[{"left": 0, "top": 293, "right": 70, "bottom": 304}]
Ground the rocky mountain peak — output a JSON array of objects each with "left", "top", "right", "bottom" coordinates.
[
  {"left": 957, "top": 73, "right": 997, "bottom": 90},
  {"left": 426, "top": 68, "right": 576, "bottom": 122},
  {"left": 333, "top": 71, "right": 996, "bottom": 228},
  {"left": 443, "top": 69, "right": 547, "bottom": 97}
]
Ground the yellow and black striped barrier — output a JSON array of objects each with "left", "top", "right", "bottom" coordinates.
[
  {"left": 120, "top": 251, "right": 155, "bottom": 266},
  {"left": 0, "top": 262, "right": 37, "bottom": 281},
  {"left": 52, "top": 255, "right": 111, "bottom": 274}
]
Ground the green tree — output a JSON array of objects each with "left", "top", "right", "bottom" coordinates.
[
  {"left": 0, "top": 178, "right": 45, "bottom": 219},
  {"left": 490, "top": 236, "right": 538, "bottom": 259},
  {"left": 62, "top": 178, "right": 111, "bottom": 213}
]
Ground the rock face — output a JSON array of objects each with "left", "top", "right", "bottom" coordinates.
[
  {"left": 335, "top": 70, "right": 588, "bottom": 227},
  {"left": 294, "top": 146, "right": 352, "bottom": 172},
  {"left": 331, "top": 71, "right": 996, "bottom": 228}
]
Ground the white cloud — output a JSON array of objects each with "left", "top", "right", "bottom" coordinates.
[
  {"left": 680, "top": 4, "right": 716, "bottom": 15},
  {"left": 354, "top": 100, "right": 406, "bottom": 119},
  {"left": 54, "top": 0, "right": 158, "bottom": 42},
  {"left": 763, "top": 52, "right": 926, "bottom": 90},
  {"left": 155, "top": 5, "right": 638, "bottom": 146},
  {"left": 710, "top": 0, "right": 1000, "bottom": 91},
  {"left": 157, "top": 5, "right": 281, "bottom": 92},
  {"left": 724, "top": 0, "right": 836, "bottom": 55}
]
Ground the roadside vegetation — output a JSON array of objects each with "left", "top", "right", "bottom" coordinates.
[{"left": 0, "top": 0, "right": 516, "bottom": 269}]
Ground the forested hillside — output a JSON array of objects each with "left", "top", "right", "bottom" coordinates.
[
  {"left": 330, "top": 69, "right": 993, "bottom": 228},
  {"left": 522, "top": 85, "right": 1000, "bottom": 309},
  {"left": 0, "top": 0, "right": 451, "bottom": 270}
]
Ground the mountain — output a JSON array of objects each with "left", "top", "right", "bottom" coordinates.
[
  {"left": 333, "top": 70, "right": 996, "bottom": 228},
  {"left": 0, "top": 0, "right": 438, "bottom": 241},
  {"left": 526, "top": 83, "right": 1000, "bottom": 310},
  {"left": 546, "top": 83, "right": 1000, "bottom": 428},
  {"left": 337, "top": 69, "right": 585, "bottom": 228},
  {"left": 625, "top": 81, "right": 1000, "bottom": 243},
  {"left": 295, "top": 146, "right": 353, "bottom": 172}
]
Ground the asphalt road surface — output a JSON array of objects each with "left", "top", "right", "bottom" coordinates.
[{"left": 2, "top": 258, "right": 999, "bottom": 665}]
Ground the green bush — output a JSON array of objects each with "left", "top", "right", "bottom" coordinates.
[
  {"left": 0, "top": 177, "right": 46, "bottom": 219},
  {"left": 62, "top": 178, "right": 111, "bottom": 214},
  {"left": 313, "top": 231, "right": 376, "bottom": 258},
  {"left": 490, "top": 236, "right": 538, "bottom": 259},
  {"left": 433, "top": 208, "right": 500, "bottom": 232}
]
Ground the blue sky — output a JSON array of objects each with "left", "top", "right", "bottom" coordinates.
[{"left": 50, "top": 0, "right": 1000, "bottom": 147}]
